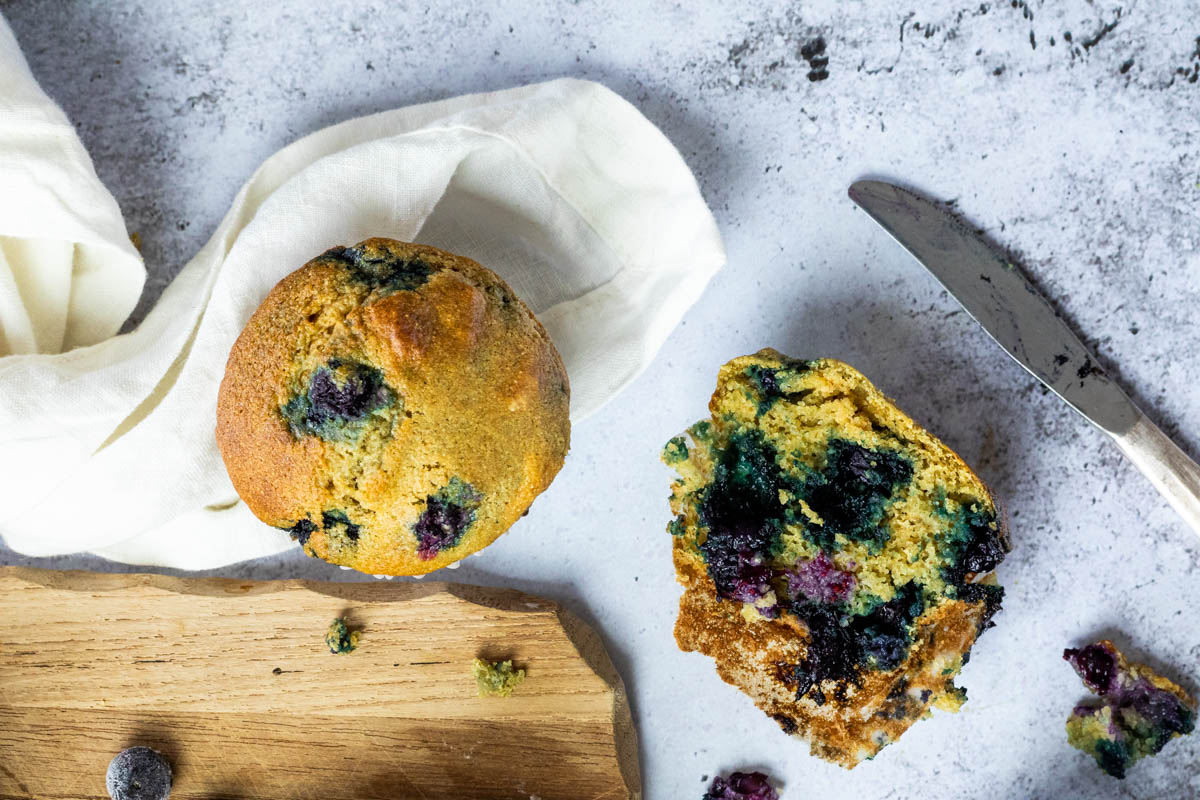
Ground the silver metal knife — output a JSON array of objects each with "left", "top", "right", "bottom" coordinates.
[{"left": 848, "top": 179, "right": 1200, "bottom": 540}]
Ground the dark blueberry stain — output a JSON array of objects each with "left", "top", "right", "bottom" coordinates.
[
  {"left": 322, "top": 509, "right": 361, "bottom": 542},
  {"left": 798, "top": 439, "right": 913, "bottom": 551},
  {"left": 324, "top": 244, "right": 434, "bottom": 293},
  {"left": 413, "top": 477, "right": 483, "bottom": 559},
  {"left": 980, "top": 274, "right": 992, "bottom": 283},
  {"left": 280, "top": 518, "right": 316, "bottom": 545},
  {"left": 1120, "top": 58, "right": 1134, "bottom": 74},
  {"left": 1054, "top": 353, "right": 1070, "bottom": 366},
  {"left": 281, "top": 360, "right": 395, "bottom": 442},
  {"left": 799, "top": 37, "right": 830, "bottom": 82},
  {"left": 1076, "top": 358, "right": 1100, "bottom": 380},
  {"left": 697, "top": 430, "right": 787, "bottom": 601}
]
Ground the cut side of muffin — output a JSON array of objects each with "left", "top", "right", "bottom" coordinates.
[
  {"left": 217, "top": 238, "right": 570, "bottom": 576},
  {"left": 664, "top": 349, "right": 1009, "bottom": 768},
  {"left": 1063, "top": 640, "right": 1196, "bottom": 778}
]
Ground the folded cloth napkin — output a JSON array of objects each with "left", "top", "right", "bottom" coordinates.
[{"left": 0, "top": 16, "right": 724, "bottom": 568}]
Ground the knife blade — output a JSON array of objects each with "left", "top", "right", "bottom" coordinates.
[{"left": 849, "top": 179, "right": 1200, "bottom": 540}]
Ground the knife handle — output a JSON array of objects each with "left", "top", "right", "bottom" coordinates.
[{"left": 1111, "top": 413, "right": 1200, "bottom": 540}]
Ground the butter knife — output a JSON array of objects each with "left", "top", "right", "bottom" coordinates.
[{"left": 848, "top": 179, "right": 1200, "bottom": 539}]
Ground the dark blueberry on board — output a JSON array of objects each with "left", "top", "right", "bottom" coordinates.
[
  {"left": 281, "top": 360, "right": 395, "bottom": 442},
  {"left": 106, "top": 747, "right": 172, "bottom": 800},
  {"left": 414, "top": 477, "right": 483, "bottom": 559}
]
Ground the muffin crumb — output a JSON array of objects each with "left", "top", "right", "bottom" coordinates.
[
  {"left": 472, "top": 657, "right": 525, "bottom": 697},
  {"left": 1063, "top": 639, "right": 1196, "bottom": 778},
  {"left": 325, "top": 617, "right": 360, "bottom": 654}
]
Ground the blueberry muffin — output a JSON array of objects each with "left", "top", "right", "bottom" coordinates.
[
  {"left": 664, "top": 349, "right": 1008, "bottom": 767},
  {"left": 1064, "top": 640, "right": 1196, "bottom": 778},
  {"left": 217, "top": 239, "right": 570, "bottom": 575}
]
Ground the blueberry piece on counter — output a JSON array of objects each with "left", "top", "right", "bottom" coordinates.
[
  {"left": 702, "top": 770, "right": 778, "bottom": 800},
  {"left": 106, "top": 747, "right": 172, "bottom": 800}
]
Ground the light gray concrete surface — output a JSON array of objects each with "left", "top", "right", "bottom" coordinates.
[{"left": 3, "top": 0, "right": 1199, "bottom": 797}]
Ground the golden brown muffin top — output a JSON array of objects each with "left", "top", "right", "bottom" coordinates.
[{"left": 217, "top": 239, "right": 570, "bottom": 575}]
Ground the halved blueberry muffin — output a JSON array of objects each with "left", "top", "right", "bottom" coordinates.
[
  {"left": 664, "top": 349, "right": 1008, "bottom": 767},
  {"left": 217, "top": 239, "right": 570, "bottom": 575}
]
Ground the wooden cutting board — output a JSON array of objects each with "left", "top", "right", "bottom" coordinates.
[{"left": 0, "top": 567, "right": 640, "bottom": 800}]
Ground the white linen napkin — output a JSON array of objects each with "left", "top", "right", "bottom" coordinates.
[{"left": 0, "top": 16, "right": 724, "bottom": 568}]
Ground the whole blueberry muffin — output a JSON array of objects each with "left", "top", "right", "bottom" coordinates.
[
  {"left": 1063, "top": 640, "right": 1196, "bottom": 778},
  {"left": 217, "top": 239, "right": 570, "bottom": 575},
  {"left": 664, "top": 349, "right": 1008, "bottom": 767}
]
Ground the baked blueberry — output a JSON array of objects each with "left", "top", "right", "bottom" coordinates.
[
  {"left": 414, "top": 478, "right": 483, "bottom": 560},
  {"left": 329, "top": 242, "right": 435, "bottom": 294},
  {"left": 702, "top": 771, "right": 778, "bottom": 800},
  {"left": 280, "top": 360, "right": 395, "bottom": 442}
]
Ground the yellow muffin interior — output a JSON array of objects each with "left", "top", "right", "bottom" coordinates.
[{"left": 666, "top": 349, "right": 1008, "bottom": 725}]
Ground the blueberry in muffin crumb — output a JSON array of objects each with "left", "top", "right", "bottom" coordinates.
[
  {"left": 472, "top": 657, "right": 525, "bottom": 697},
  {"left": 702, "top": 771, "right": 778, "bottom": 800},
  {"left": 325, "top": 617, "right": 360, "bottom": 654},
  {"left": 106, "top": 747, "right": 172, "bottom": 800},
  {"left": 1063, "top": 639, "right": 1196, "bottom": 778}
]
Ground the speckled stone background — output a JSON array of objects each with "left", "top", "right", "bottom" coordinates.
[{"left": 3, "top": 0, "right": 1199, "bottom": 797}]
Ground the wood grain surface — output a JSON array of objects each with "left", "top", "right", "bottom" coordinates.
[{"left": 0, "top": 567, "right": 640, "bottom": 800}]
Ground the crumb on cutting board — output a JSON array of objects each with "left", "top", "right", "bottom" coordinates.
[
  {"left": 472, "top": 657, "right": 525, "bottom": 697},
  {"left": 325, "top": 617, "right": 360, "bottom": 654}
]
